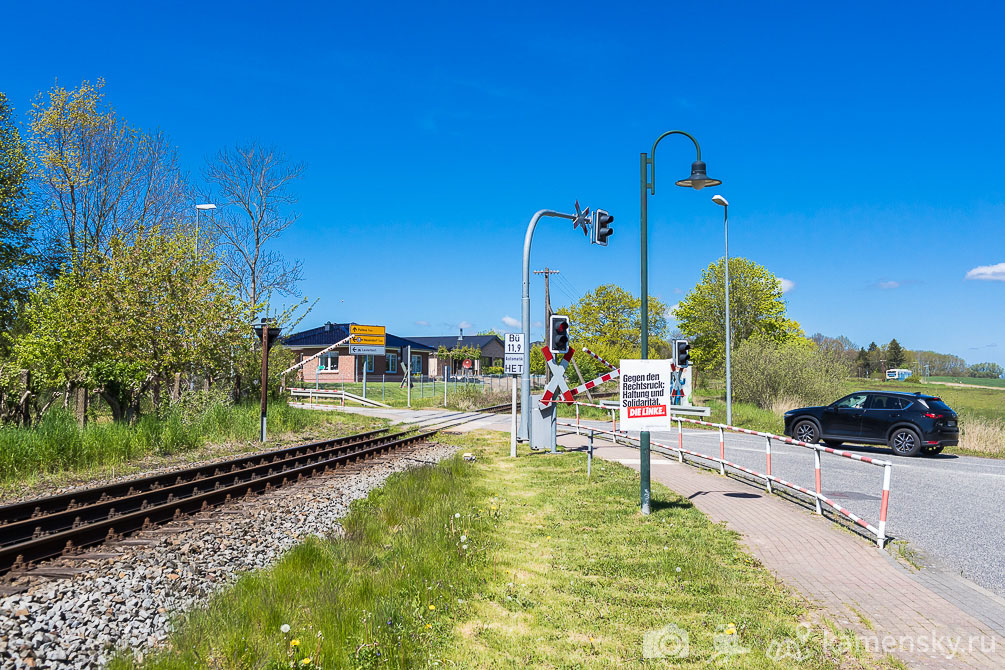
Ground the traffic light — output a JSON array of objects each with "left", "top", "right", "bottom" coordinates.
[
  {"left": 674, "top": 339, "right": 690, "bottom": 368},
  {"left": 592, "top": 209, "right": 614, "bottom": 246},
  {"left": 549, "top": 315, "right": 570, "bottom": 354}
]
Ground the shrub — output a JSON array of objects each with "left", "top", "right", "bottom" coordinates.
[
  {"left": 902, "top": 375, "right": 922, "bottom": 384},
  {"left": 731, "top": 334, "right": 850, "bottom": 410}
]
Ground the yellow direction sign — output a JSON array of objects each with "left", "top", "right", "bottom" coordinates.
[
  {"left": 349, "top": 334, "right": 385, "bottom": 345},
  {"left": 350, "top": 324, "right": 385, "bottom": 336}
]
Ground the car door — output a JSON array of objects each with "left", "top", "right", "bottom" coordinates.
[
  {"left": 860, "top": 394, "right": 902, "bottom": 441},
  {"left": 821, "top": 393, "right": 868, "bottom": 438}
]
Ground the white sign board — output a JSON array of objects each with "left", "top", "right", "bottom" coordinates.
[
  {"left": 619, "top": 359, "right": 674, "bottom": 431},
  {"left": 350, "top": 345, "right": 386, "bottom": 355},
  {"left": 504, "top": 333, "right": 525, "bottom": 375},
  {"left": 504, "top": 333, "right": 525, "bottom": 354},
  {"left": 504, "top": 355, "right": 524, "bottom": 375}
]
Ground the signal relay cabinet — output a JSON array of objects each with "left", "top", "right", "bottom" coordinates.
[{"left": 530, "top": 393, "right": 557, "bottom": 452}]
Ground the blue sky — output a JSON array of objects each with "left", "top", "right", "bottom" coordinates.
[{"left": 3, "top": 1, "right": 1004, "bottom": 365}]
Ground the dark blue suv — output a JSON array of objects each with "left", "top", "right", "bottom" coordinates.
[{"left": 783, "top": 391, "right": 959, "bottom": 457}]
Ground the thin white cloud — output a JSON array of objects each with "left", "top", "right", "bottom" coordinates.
[
  {"left": 778, "top": 278, "right": 795, "bottom": 294},
  {"left": 877, "top": 280, "right": 900, "bottom": 289},
  {"left": 414, "top": 320, "right": 429, "bottom": 327},
  {"left": 501, "top": 315, "right": 520, "bottom": 328},
  {"left": 673, "top": 287, "right": 683, "bottom": 295},
  {"left": 966, "top": 262, "right": 1005, "bottom": 281},
  {"left": 458, "top": 320, "right": 473, "bottom": 329}
]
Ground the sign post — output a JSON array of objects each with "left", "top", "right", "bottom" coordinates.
[
  {"left": 619, "top": 359, "right": 674, "bottom": 433},
  {"left": 504, "top": 333, "right": 525, "bottom": 457}
]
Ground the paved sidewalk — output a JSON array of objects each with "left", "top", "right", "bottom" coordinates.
[{"left": 569, "top": 433, "right": 1005, "bottom": 670}]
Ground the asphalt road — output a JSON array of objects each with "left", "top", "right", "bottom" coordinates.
[{"left": 620, "top": 423, "right": 1005, "bottom": 599}]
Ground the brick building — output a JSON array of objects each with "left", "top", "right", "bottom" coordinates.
[
  {"left": 284, "top": 322, "right": 434, "bottom": 385},
  {"left": 406, "top": 332, "right": 505, "bottom": 376}
]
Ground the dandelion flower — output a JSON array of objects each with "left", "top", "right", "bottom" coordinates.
[
  {"left": 675, "top": 567, "right": 681, "bottom": 573},
  {"left": 460, "top": 535, "right": 467, "bottom": 542},
  {"left": 290, "top": 639, "right": 300, "bottom": 647},
  {"left": 300, "top": 658, "right": 312, "bottom": 666},
  {"left": 280, "top": 624, "right": 291, "bottom": 634},
  {"left": 429, "top": 605, "right": 436, "bottom": 610},
  {"left": 590, "top": 637, "right": 595, "bottom": 642},
  {"left": 491, "top": 505, "right": 497, "bottom": 510},
  {"left": 454, "top": 513, "right": 460, "bottom": 519},
  {"left": 462, "top": 544, "right": 468, "bottom": 550},
  {"left": 426, "top": 623, "right": 432, "bottom": 629}
]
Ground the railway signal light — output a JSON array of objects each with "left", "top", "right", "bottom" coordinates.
[
  {"left": 674, "top": 339, "right": 690, "bottom": 368},
  {"left": 549, "top": 315, "right": 571, "bottom": 354},
  {"left": 592, "top": 209, "right": 614, "bottom": 246}
]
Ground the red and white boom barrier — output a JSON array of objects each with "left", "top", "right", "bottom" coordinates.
[{"left": 558, "top": 408, "right": 894, "bottom": 548}]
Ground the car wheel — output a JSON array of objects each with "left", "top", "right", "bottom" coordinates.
[
  {"left": 889, "top": 427, "right": 922, "bottom": 457},
  {"left": 823, "top": 439, "right": 843, "bottom": 448},
  {"left": 793, "top": 420, "right": 820, "bottom": 444},
  {"left": 922, "top": 444, "right": 944, "bottom": 455}
]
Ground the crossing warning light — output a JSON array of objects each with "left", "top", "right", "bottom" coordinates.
[
  {"left": 674, "top": 339, "right": 690, "bottom": 368},
  {"left": 592, "top": 209, "right": 614, "bottom": 246},
  {"left": 549, "top": 315, "right": 570, "bottom": 354}
]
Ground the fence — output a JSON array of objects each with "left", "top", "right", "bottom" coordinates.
[{"left": 557, "top": 408, "right": 893, "bottom": 548}]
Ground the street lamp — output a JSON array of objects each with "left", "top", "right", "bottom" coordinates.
[
  {"left": 712, "top": 194, "right": 732, "bottom": 427},
  {"left": 195, "top": 203, "right": 216, "bottom": 254},
  {"left": 252, "top": 317, "right": 282, "bottom": 442},
  {"left": 639, "top": 131, "right": 721, "bottom": 515}
]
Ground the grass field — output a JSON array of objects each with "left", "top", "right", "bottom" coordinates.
[
  {"left": 0, "top": 401, "right": 383, "bottom": 490},
  {"left": 115, "top": 431, "right": 901, "bottom": 669},
  {"left": 927, "top": 376, "right": 1005, "bottom": 389}
]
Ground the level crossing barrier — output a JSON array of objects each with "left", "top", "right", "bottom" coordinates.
[{"left": 555, "top": 405, "right": 893, "bottom": 548}]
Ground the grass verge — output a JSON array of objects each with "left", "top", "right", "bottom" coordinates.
[
  {"left": 0, "top": 401, "right": 382, "bottom": 490},
  {"left": 117, "top": 431, "right": 898, "bottom": 669}
]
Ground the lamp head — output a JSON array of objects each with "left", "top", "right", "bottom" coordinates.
[
  {"left": 675, "top": 161, "right": 722, "bottom": 190},
  {"left": 195, "top": 203, "right": 217, "bottom": 210},
  {"left": 711, "top": 194, "right": 728, "bottom": 207}
]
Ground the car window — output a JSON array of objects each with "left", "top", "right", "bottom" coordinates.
[
  {"left": 835, "top": 393, "right": 868, "bottom": 409},
  {"left": 928, "top": 399, "right": 954, "bottom": 413},
  {"left": 868, "top": 395, "right": 908, "bottom": 410}
]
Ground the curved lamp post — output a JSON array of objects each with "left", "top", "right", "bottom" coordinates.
[
  {"left": 712, "top": 195, "right": 731, "bottom": 427},
  {"left": 639, "top": 131, "right": 721, "bottom": 515}
]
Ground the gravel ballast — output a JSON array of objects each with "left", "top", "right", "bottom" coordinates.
[{"left": 0, "top": 441, "right": 458, "bottom": 669}]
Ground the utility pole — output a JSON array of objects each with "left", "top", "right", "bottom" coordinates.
[{"left": 534, "top": 267, "right": 560, "bottom": 382}]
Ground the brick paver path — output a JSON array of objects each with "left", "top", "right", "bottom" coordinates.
[{"left": 572, "top": 436, "right": 1005, "bottom": 670}]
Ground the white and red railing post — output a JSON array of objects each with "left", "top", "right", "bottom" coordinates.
[{"left": 813, "top": 449, "right": 823, "bottom": 514}]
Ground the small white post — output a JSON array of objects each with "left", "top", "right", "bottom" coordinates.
[
  {"left": 576, "top": 403, "right": 581, "bottom": 435},
  {"left": 718, "top": 426, "right": 726, "bottom": 475},
  {"left": 813, "top": 449, "right": 823, "bottom": 514},
  {"left": 510, "top": 378, "right": 518, "bottom": 457},
  {"left": 765, "top": 436, "right": 773, "bottom": 493},
  {"left": 588, "top": 431, "right": 594, "bottom": 478}
]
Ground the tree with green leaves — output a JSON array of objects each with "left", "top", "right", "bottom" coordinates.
[
  {"left": 29, "top": 79, "right": 189, "bottom": 272},
  {"left": 674, "top": 258, "right": 802, "bottom": 373},
  {"left": 886, "top": 338, "right": 906, "bottom": 368},
  {"left": 0, "top": 92, "right": 35, "bottom": 339},
  {"left": 967, "top": 362, "right": 1004, "bottom": 379},
  {"left": 556, "top": 283, "right": 670, "bottom": 370},
  {"left": 14, "top": 226, "right": 247, "bottom": 423}
]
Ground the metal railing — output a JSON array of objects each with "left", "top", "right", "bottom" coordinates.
[{"left": 558, "top": 410, "right": 893, "bottom": 548}]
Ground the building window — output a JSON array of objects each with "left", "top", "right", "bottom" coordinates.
[
  {"left": 364, "top": 355, "right": 375, "bottom": 373},
  {"left": 386, "top": 352, "right": 398, "bottom": 373},
  {"left": 319, "top": 352, "right": 338, "bottom": 371},
  {"left": 411, "top": 354, "right": 422, "bottom": 375}
]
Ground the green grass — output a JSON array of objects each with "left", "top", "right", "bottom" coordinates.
[
  {"left": 117, "top": 431, "right": 898, "bottom": 669},
  {"left": 0, "top": 401, "right": 382, "bottom": 489},
  {"left": 927, "top": 376, "right": 1005, "bottom": 388}
]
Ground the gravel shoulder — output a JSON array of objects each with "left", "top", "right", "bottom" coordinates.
[{"left": 0, "top": 439, "right": 456, "bottom": 669}]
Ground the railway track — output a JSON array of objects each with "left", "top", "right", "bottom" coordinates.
[{"left": 0, "top": 405, "right": 506, "bottom": 577}]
